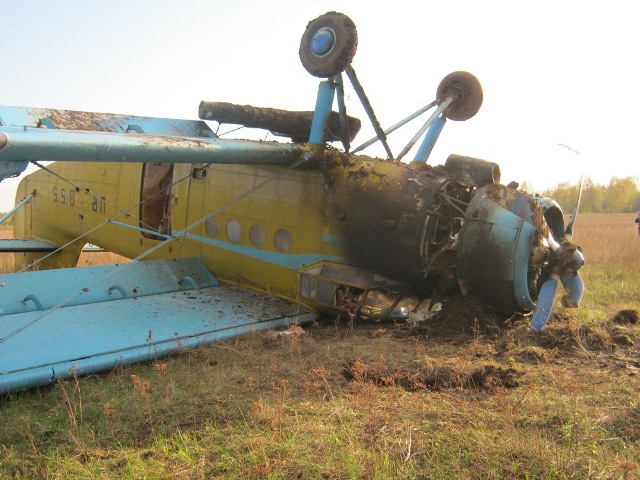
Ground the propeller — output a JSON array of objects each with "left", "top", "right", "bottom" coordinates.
[{"left": 530, "top": 175, "right": 586, "bottom": 331}]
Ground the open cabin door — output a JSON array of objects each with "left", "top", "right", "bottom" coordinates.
[{"left": 140, "top": 163, "right": 174, "bottom": 240}]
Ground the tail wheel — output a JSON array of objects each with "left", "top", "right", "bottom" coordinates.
[
  {"left": 299, "top": 11, "right": 358, "bottom": 78},
  {"left": 436, "top": 71, "right": 483, "bottom": 121}
]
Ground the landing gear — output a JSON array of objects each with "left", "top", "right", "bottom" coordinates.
[
  {"left": 437, "top": 71, "right": 483, "bottom": 121},
  {"left": 299, "top": 12, "right": 358, "bottom": 78}
]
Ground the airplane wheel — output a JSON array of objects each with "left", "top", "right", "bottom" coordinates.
[
  {"left": 299, "top": 12, "right": 358, "bottom": 78},
  {"left": 436, "top": 71, "right": 483, "bottom": 121}
]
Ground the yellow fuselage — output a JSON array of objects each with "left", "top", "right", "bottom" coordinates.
[{"left": 14, "top": 152, "right": 458, "bottom": 317}]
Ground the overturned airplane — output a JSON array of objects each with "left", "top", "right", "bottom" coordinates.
[{"left": 0, "top": 12, "right": 584, "bottom": 394}]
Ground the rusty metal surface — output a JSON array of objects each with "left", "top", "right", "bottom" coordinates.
[{"left": 0, "top": 105, "right": 215, "bottom": 137}]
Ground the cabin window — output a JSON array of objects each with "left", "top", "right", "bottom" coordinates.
[
  {"left": 140, "top": 163, "right": 174, "bottom": 240},
  {"left": 300, "top": 275, "right": 335, "bottom": 303},
  {"left": 205, "top": 216, "right": 221, "bottom": 237},
  {"left": 226, "top": 220, "right": 242, "bottom": 243},
  {"left": 274, "top": 229, "right": 292, "bottom": 253},
  {"left": 316, "top": 279, "right": 336, "bottom": 303},
  {"left": 300, "top": 274, "right": 316, "bottom": 299},
  {"left": 249, "top": 224, "right": 267, "bottom": 247}
]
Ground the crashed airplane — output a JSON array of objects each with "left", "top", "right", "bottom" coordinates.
[{"left": 0, "top": 12, "right": 584, "bottom": 394}]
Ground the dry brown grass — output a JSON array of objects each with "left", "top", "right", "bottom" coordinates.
[
  {"left": 1, "top": 217, "right": 639, "bottom": 479},
  {"left": 77, "top": 251, "right": 130, "bottom": 267},
  {"left": 572, "top": 213, "right": 640, "bottom": 267},
  {"left": 0, "top": 227, "right": 13, "bottom": 273}
]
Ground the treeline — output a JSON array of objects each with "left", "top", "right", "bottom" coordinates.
[{"left": 522, "top": 176, "right": 640, "bottom": 214}]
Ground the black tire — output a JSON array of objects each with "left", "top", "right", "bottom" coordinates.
[
  {"left": 299, "top": 12, "right": 358, "bottom": 78},
  {"left": 436, "top": 71, "right": 483, "bottom": 121}
]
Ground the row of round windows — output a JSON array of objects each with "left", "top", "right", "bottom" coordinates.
[{"left": 205, "top": 216, "right": 293, "bottom": 253}]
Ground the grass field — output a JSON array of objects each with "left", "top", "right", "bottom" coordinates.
[{"left": 1, "top": 214, "right": 639, "bottom": 479}]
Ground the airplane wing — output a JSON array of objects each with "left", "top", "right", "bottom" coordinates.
[{"left": 0, "top": 258, "right": 313, "bottom": 394}]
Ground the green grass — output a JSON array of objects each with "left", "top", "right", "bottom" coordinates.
[
  {"left": 2, "top": 289, "right": 639, "bottom": 479},
  {"left": 1, "top": 216, "right": 640, "bottom": 479}
]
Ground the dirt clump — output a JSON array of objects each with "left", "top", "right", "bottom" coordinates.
[
  {"left": 342, "top": 357, "right": 523, "bottom": 392},
  {"left": 264, "top": 325, "right": 307, "bottom": 346},
  {"left": 611, "top": 309, "right": 638, "bottom": 325}
]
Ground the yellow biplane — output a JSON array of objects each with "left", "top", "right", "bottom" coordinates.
[{"left": 0, "top": 12, "right": 584, "bottom": 394}]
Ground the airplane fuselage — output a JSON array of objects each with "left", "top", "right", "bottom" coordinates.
[{"left": 14, "top": 150, "right": 471, "bottom": 318}]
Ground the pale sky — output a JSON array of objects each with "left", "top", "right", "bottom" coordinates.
[{"left": 1, "top": 0, "right": 638, "bottom": 212}]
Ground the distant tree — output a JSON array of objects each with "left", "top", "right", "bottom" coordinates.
[
  {"left": 541, "top": 181, "right": 581, "bottom": 212},
  {"left": 603, "top": 176, "right": 638, "bottom": 213},
  {"left": 540, "top": 176, "right": 640, "bottom": 213},
  {"left": 581, "top": 178, "right": 604, "bottom": 213},
  {"left": 631, "top": 178, "right": 640, "bottom": 212}
]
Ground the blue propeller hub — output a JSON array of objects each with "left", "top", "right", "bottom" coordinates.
[
  {"left": 311, "top": 27, "right": 335, "bottom": 57},
  {"left": 568, "top": 249, "right": 585, "bottom": 271}
]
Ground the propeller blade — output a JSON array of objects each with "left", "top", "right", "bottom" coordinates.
[
  {"left": 564, "top": 173, "right": 584, "bottom": 241},
  {"left": 561, "top": 273, "right": 584, "bottom": 307},
  {"left": 556, "top": 144, "right": 583, "bottom": 240},
  {"left": 531, "top": 275, "right": 559, "bottom": 331},
  {"left": 531, "top": 158, "right": 585, "bottom": 330}
]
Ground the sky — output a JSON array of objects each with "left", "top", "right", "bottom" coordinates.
[{"left": 1, "top": 0, "right": 638, "bottom": 212}]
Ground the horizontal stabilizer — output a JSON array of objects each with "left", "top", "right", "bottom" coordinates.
[{"left": 0, "top": 285, "right": 313, "bottom": 395}]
